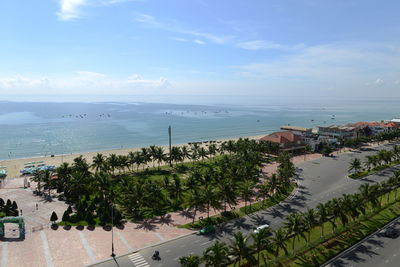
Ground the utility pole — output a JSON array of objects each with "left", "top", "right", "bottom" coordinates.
[
  {"left": 111, "top": 204, "right": 115, "bottom": 258},
  {"left": 168, "top": 126, "right": 172, "bottom": 167}
]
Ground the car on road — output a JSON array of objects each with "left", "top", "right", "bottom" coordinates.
[
  {"left": 254, "top": 224, "right": 269, "bottom": 233},
  {"left": 200, "top": 225, "right": 215, "bottom": 235},
  {"left": 383, "top": 226, "right": 397, "bottom": 238}
]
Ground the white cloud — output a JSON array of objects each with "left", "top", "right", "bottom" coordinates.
[
  {"left": 0, "top": 72, "right": 170, "bottom": 95},
  {"left": 136, "top": 13, "right": 233, "bottom": 44},
  {"left": 375, "top": 78, "right": 384, "bottom": 85},
  {"left": 194, "top": 39, "right": 206, "bottom": 45},
  {"left": 236, "top": 40, "right": 304, "bottom": 51},
  {"left": 57, "top": 0, "right": 87, "bottom": 21},
  {"left": 57, "top": 0, "right": 141, "bottom": 21}
]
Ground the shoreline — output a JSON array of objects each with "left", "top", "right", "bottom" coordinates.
[{"left": 0, "top": 134, "right": 266, "bottom": 179}]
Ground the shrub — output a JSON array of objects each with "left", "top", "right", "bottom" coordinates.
[
  {"left": 62, "top": 210, "right": 70, "bottom": 222},
  {"left": 50, "top": 211, "right": 58, "bottom": 224}
]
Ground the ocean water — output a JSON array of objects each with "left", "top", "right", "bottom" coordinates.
[{"left": 0, "top": 96, "right": 399, "bottom": 160}]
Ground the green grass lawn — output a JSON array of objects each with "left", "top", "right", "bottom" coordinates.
[
  {"left": 349, "top": 160, "right": 400, "bottom": 179},
  {"left": 179, "top": 183, "right": 295, "bottom": 229}
]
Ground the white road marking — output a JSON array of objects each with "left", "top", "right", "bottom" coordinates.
[
  {"left": 201, "top": 241, "right": 212, "bottom": 246},
  {"left": 117, "top": 231, "right": 133, "bottom": 252},
  {"left": 78, "top": 231, "right": 96, "bottom": 263},
  {"left": 165, "top": 249, "right": 171, "bottom": 253},
  {"left": 128, "top": 253, "right": 150, "bottom": 267},
  {"left": 40, "top": 231, "right": 54, "bottom": 267},
  {"left": 1, "top": 243, "right": 8, "bottom": 267}
]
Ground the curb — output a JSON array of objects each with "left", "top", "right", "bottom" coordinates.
[
  {"left": 84, "top": 230, "right": 197, "bottom": 267},
  {"left": 321, "top": 213, "right": 400, "bottom": 267}
]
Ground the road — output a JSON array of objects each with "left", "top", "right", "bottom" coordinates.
[{"left": 90, "top": 142, "right": 400, "bottom": 267}]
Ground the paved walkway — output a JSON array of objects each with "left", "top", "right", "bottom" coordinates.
[{"left": 0, "top": 152, "right": 323, "bottom": 267}]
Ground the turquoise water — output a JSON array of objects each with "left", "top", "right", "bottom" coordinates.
[{"left": 0, "top": 97, "right": 399, "bottom": 160}]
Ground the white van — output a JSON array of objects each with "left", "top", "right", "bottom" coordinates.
[{"left": 254, "top": 224, "right": 269, "bottom": 233}]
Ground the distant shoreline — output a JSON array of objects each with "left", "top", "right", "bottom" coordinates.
[{"left": 0, "top": 134, "right": 266, "bottom": 179}]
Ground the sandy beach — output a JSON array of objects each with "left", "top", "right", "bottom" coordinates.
[{"left": 0, "top": 134, "right": 266, "bottom": 179}]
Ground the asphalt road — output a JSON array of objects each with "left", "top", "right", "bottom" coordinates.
[{"left": 90, "top": 142, "right": 400, "bottom": 267}]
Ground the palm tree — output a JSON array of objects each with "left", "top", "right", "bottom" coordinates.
[
  {"left": 171, "top": 174, "right": 184, "bottom": 206},
  {"left": 271, "top": 228, "right": 288, "bottom": 263},
  {"left": 202, "top": 240, "right": 230, "bottom": 267},
  {"left": 348, "top": 158, "right": 362, "bottom": 174},
  {"left": 154, "top": 146, "right": 166, "bottom": 168},
  {"left": 251, "top": 227, "right": 271, "bottom": 267},
  {"left": 364, "top": 155, "right": 375, "bottom": 171},
  {"left": 92, "top": 153, "right": 106, "bottom": 172},
  {"left": 198, "top": 147, "right": 209, "bottom": 161},
  {"left": 181, "top": 145, "right": 191, "bottom": 163},
  {"left": 41, "top": 169, "right": 53, "bottom": 198},
  {"left": 170, "top": 146, "right": 182, "bottom": 166},
  {"left": 188, "top": 189, "right": 204, "bottom": 224},
  {"left": 229, "top": 232, "right": 255, "bottom": 267},
  {"left": 256, "top": 182, "right": 270, "bottom": 206},
  {"left": 108, "top": 154, "right": 119, "bottom": 175},
  {"left": 240, "top": 181, "right": 254, "bottom": 213},
  {"left": 316, "top": 203, "right": 328, "bottom": 237},
  {"left": 284, "top": 212, "right": 305, "bottom": 255},
  {"left": 304, "top": 208, "right": 317, "bottom": 246},
  {"left": 179, "top": 255, "right": 201, "bottom": 267},
  {"left": 203, "top": 185, "right": 220, "bottom": 218},
  {"left": 218, "top": 178, "right": 237, "bottom": 213},
  {"left": 141, "top": 147, "right": 151, "bottom": 169},
  {"left": 31, "top": 170, "right": 42, "bottom": 194},
  {"left": 208, "top": 144, "right": 218, "bottom": 158},
  {"left": 149, "top": 145, "right": 157, "bottom": 168}
]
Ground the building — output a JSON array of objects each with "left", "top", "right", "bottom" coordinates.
[
  {"left": 280, "top": 126, "right": 313, "bottom": 137},
  {"left": 317, "top": 125, "right": 359, "bottom": 140},
  {"left": 260, "top": 131, "right": 306, "bottom": 153},
  {"left": 347, "top": 121, "right": 399, "bottom": 135}
]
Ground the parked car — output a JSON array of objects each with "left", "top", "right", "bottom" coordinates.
[
  {"left": 254, "top": 224, "right": 269, "bottom": 233},
  {"left": 200, "top": 225, "right": 215, "bottom": 235}
]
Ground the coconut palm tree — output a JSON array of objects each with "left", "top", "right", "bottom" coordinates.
[
  {"left": 316, "top": 202, "right": 328, "bottom": 237},
  {"left": 140, "top": 147, "right": 151, "bottom": 169},
  {"left": 364, "top": 155, "right": 375, "bottom": 171},
  {"left": 202, "top": 240, "right": 230, "bottom": 267},
  {"left": 240, "top": 181, "right": 255, "bottom": 213},
  {"left": 170, "top": 146, "right": 182, "bottom": 166},
  {"left": 229, "top": 232, "right": 255, "bottom": 267},
  {"left": 256, "top": 182, "right": 270, "bottom": 206},
  {"left": 154, "top": 146, "right": 166, "bottom": 168},
  {"left": 218, "top": 178, "right": 237, "bottom": 213},
  {"left": 107, "top": 154, "right": 119, "bottom": 175},
  {"left": 181, "top": 145, "right": 191, "bottom": 163},
  {"left": 304, "top": 208, "right": 317, "bottom": 246},
  {"left": 271, "top": 228, "right": 288, "bottom": 263},
  {"left": 348, "top": 158, "right": 362, "bottom": 174},
  {"left": 284, "top": 212, "right": 305, "bottom": 255},
  {"left": 198, "top": 147, "right": 209, "bottom": 161},
  {"left": 251, "top": 227, "right": 272, "bottom": 267},
  {"left": 149, "top": 145, "right": 158, "bottom": 168},
  {"left": 202, "top": 185, "right": 220, "bottom": 218},
  {"left": 92, "top": 153, "right": 106, "bottom": 172}
]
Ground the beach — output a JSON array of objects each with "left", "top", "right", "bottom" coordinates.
[{"left": 0, "top": 134, "right": 266, "bottom": 179}]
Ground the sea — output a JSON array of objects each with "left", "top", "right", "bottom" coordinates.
[{"left": 0, "top": 95, "right": 399, "bottom": 161}]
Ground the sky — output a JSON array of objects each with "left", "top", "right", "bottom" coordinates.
[{"left": 0, "top": 0, "right": 399, "bottom": 101}]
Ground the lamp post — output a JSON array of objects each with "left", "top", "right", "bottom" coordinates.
[{"left": 111, "top": 203, "right": 115, "bottom": 258}]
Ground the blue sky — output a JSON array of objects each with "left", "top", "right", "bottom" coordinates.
[{"left": 0, "top": 0, "right": 399, "bottom": 100}]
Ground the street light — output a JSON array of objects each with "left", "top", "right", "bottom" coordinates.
[{"left": 111, "top": 203, "right": 115, "bottom": 258}]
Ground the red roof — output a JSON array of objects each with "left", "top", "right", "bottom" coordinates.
[
  {"left": 349, "top": 121, "right": 399, "bottom": 128},
  {"left": 260, "top": 131, "right": 303, "bottom": 144}
]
